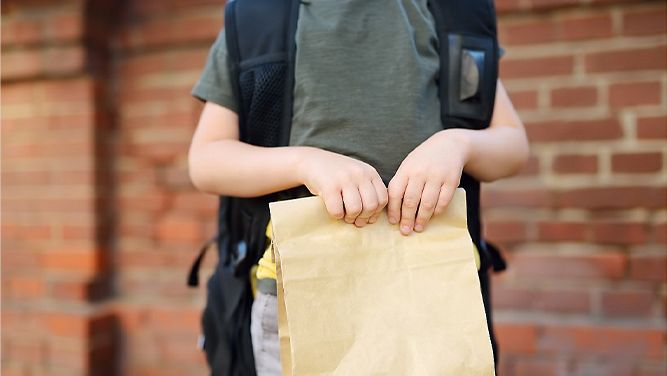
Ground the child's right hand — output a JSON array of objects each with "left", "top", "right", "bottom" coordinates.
[{"left": 297, "top": 147, "right": 388, "bottom": 227}]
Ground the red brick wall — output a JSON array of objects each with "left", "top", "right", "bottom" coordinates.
[
  {"left": 488, "top": 1, "right": 667, "bottom": 375},
  {"left": 1, "top": 0, "right": 665, "bottom": 375}
]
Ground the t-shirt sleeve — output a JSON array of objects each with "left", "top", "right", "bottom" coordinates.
[{"left": 191, "top": 30, "right": 238, "bottom": 113}]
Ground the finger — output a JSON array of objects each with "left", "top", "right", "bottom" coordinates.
[
  {"left": 372, "top": 177, "right": 388, "bottom": 216},
  {"left": 322, "top": 189, "right": 345, "bottom": 220},
  {"left": 414, "top": 181, "right": 441, "bottom": 232},
  {"left": 435, "top": 181, "right": 456, "bottom": 215},
  {"left": 342, "top": 186, "right": 363, "bottom": 224},
  {"left": 354, "top": 181, "right": 379, "bottom": 227},
  {"left": 387, "top": 174, "right": 408, "bottom": 225},
  {"left": 400, "top": 177, "right": 425, "bottom": 235}
]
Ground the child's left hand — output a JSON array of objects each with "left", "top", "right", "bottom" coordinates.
[{"left": 387, "top": 129, "right": 469, "bottom": 235}]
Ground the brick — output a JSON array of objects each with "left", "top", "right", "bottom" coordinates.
[
  {"left": 537, "top": 221, "right": 589, "bottom": 242},
  {"left": 51, "top": 278, "right": 111, "bottom": 302},
  {"left": 116, "top": 12, "right": 221, "bottom": 50},
  {"left": 7, "top": 338, "right": 48, "bottom": 365},
  {"left": 553, "top": 154, "right": 598, "bottom": 174},
  {"left": 494, "top": 285, "right": 591, "bottom": 313},
  {"left": 560, "top": 13, "right": 613, "bottom": 41},
  {"left": 629, "top": 254, "right": 667, "bottom": 282},
  {"left": 550, "top": 86, "right": 597, "bottom": 108},
  {"left": 501, "top": 55, "right": 575, "bottom": 78},
  {"left": 48, "top": 12, "right": 84, "bottom": 42},
  {"left": 495, "top": 0, "right": 523, "bottom": 13},
  {"left": 540, "top": 325, "right": 665, "bottom": 360},
  {"left": 654, "top": 223, "right": 667, "bottom": 244},
  {"left": 6, "top": 276, "right": 45, "bottom": 299},
  {"left": 585, "top": 46, "right": 667, "bottom": 73},
  {"left": 495, "top": 324, "right": 538, "bottom": 354},
  {"left": 500, "top": 19, "right": 558, "bottom": 45},
  {"left": 511, "top": 251, "right": 627, "bottom": 280},
  {"left": 1, "top": 250, "right": 41, "bottom": 270},
  {"left": 529, "top": 0, "right": 579, "bottom": 11},
  {"left": 1, "top": 18, "right": 41, "bottom": 46},
  {"left": 612, "top": 152, "right": 663, "bottom": 173},
  {"left": 148, "top": 307, "right": 200, "bottom": 333},
  {"left": 485, "top": 220, "right": 528, "bottom": 243},
  {"left": 1, "top": 49, "right": 42, "bottom": 80},
  {"left": 507, "top": 89, "right": 539, "bottom": 110},
  {"left": 46, "top": 338, "right": 90, "bottom": 370},
  {"left": 526, "top": 118, "right": 623, "bottom": 142},
  {"left": 482, "top": 188, "right": 555, "bottom": 208},
  {"left": 534, "top": 289, "right": 591, "bottom": 314},
  {"left": 513, "top": 358, "right": 559, "bottom": 376},
  {"left": 492, "top": 285, "right": 535, "bottom": 310},
  {"left": 517, "top": 155, "right": 540, "bottom": 176},
  {"left": 636, "top": 115, "right": 667, "bottom": 140},
  {"left": 557, "top": 186, "right": 666, "bottom": 209},
  {"left": 601, "top": 289, "right": 654, "bottom": 317},
  {"left": 637, "top": 365, "right": 667, "bottom": 376},
  {"left": 43, "top": 313, "right": 90, "bottom": 338},
  {"left": 623, "top": 6, "right": 667, "bottom": 36},
  {"left": 171, "top": 192, "right": 218, "bottom": 216},
  {"left": 117, "top": 190, "right": 170, "bottom": 213},
  {"left": 609, "top": 81, "right": 662, "bottom": 107},
  {"left": 155, "top": 214, "right": 203, "bottom": 243},
  {"left": 592, "top": 222, "right": 648, "bottom": 245},
  {"left": 1, "top": 45, "right": 86, "bottom": 80},
  {"left": 40, "top": 249, "right": 105, "bottom": 276}
]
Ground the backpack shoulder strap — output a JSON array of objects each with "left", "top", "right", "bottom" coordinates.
[
  {"left": 429, "top": 0, "right": 499, "bottom": 129},
  {"left": 225, "top": 0, "right": 300, "bottom": 146}
]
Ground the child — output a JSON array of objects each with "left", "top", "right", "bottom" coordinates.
[{"left": 190, "top": 1, "right": 528, "bottom": 374}]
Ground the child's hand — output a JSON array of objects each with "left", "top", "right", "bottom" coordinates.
[
  {"left": 298, "top": 147, "right": 388, "bottom": 227},
  {"left": 387, "top": 129, "right": 470, "bottom": 235}
]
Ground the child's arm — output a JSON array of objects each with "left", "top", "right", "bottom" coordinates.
[
  {"left": 188, "top": 102, "right": 388, "bottom": 226},
  {"left": 387, "top": 80, "right": 529, "bottom": 235}
]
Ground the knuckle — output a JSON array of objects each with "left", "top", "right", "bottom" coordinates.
[
  {"left": 330, "top": 208, "right": 344, "bottom": 218},
  {"left": 347, "top": 204, "right": 362, "bottom": 216},
  {"left": 387, "top": 179, "right": 401, "bottom": 191},
  {"left": 352, "top": 165, "right": 366, "bottom": 179},
  {"left": 388, "top": 189, "right": 403, "bottom": 200},
  {"left": 412, "top": 169, "right": 428, "bottom": 180},
  {"left": 416, "top": 210, "right": 431, "bottom": 221},
  {"left": 402, "top": 197, "right": 419, "bottom": 208},
  {"left": 364, "top": 202, "right": 378, "bottom": 213},
  {"left": 420, "top": 200, "right": 436, "bottom": 211}
]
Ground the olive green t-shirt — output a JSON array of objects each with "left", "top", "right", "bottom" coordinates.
[{"left": 192, "top": 0, "right": 443, "bottom": 183}]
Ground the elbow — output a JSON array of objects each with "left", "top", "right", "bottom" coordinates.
[
  {"left": 188, "top": 148, "right": 215, "bottom": 194},
  {"left": 515, "top": 127, "right": 531, "bottom": 173},
  {"left": 506, "top": 131, "right": 531, "bottom": 178},
  {"left": 476, "top": 128, "right": 530, "bottom": 183}
]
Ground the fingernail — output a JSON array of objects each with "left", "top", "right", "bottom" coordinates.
[
  {"left": 401, "top": 225, "right": 411, "bottom": 234},
  {"left": 389, "top": 216, "right": 397, "bottom": 224},
  {"left": 414, "top": 224, "right": 423, "bottom": 232}
]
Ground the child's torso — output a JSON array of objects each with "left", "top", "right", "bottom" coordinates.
[{"left": 290, "top": 0, "right": 443, "bottom": 183}]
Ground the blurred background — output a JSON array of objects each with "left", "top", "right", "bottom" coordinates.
[{"left": 1, "top": 0, "right": 665, "bottom": 375}]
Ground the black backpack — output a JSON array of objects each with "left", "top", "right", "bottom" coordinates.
[{"left": 188, "top": 0, "right": 506, "bottom": 374}]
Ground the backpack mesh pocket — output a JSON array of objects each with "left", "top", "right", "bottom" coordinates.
[{"left": 239, "top": 62, "right": 287, "bottom": 147}]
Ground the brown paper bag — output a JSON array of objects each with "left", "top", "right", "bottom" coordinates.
[{"left": 269, "top": 188, "right": 495, "bottom": 376}]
